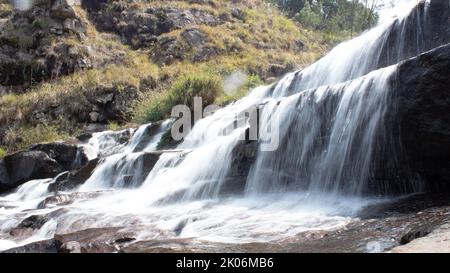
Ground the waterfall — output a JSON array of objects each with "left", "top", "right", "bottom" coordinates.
[
  {"left": 0, "top": 0, "right": 447, "bottom": 249},
  {"left": 51, "top": 0, "right": 436, "bottom": 200}
]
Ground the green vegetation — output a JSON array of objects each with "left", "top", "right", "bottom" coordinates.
[
  {"left": 137, "top": 73, "right": 223, "bottom": 122},
  {"left": 0, "top": 147, "right": 6, "bottom": 158},
  {"left": 270, "top": 0, "right": 378, "bottom": 37}
]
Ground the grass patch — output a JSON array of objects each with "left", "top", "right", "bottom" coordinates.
[{"left": 3, "top": 124, "right": 69, "bottom": 152}]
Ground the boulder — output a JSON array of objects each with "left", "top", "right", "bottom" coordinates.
[
  {"left": 28, "top": 142, "right": 87, "bottom": 170},
  {"left": 181, "top": 28, "right": 206, "bottom": 47},
  {"left": 48, "top": 158, "right": 99, "bottom": 192},
  {"left": 2, "top": 151, "right": 62, "bottom": 192},
  {"left": 0, "top": 142, "right": 89, "bottom": 193}
]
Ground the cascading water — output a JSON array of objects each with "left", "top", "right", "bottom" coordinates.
[{"left": 0, "top": 0, "right": 446, "bottom": 251}]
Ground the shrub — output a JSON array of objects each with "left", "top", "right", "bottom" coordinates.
[
  {"left": 0, "top": 147, "right": 6, "bottom": 158},
  {"left": 140, "top": 72, "right": 223, "bottom": 122}
]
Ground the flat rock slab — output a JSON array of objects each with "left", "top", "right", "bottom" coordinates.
[{"left": 389, "top": 222, "right": 450, "bottom": 253}]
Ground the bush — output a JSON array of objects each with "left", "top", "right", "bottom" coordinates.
[
  {"left": 141, "top": 73, "right": 223, "bottom": 122},
  {"left": 295, "top": 2, "right": 322, "bottom": 29},
  {"left": 0, "top": 147, "right": 6, "bottom": 158}
]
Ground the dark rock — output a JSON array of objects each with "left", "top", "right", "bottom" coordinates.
[
  {"left": 2, "top": 151, "right": 62, "bottom": 192},
  {"left": 392, "top": 43, "right": 450, "bottom": 192},
  {"left": 88, "top": 4, "right": 221, "bottom": 50},
  {"left": 85, "top": 84, "right": 140, "bottom": 123},
  {"left": 231, "top": 7, "right": 245, "bottom": 21},
  {"left": 220, "top": 140, "right": 258, "bottom": 194},
  {"left": 151, "top": 36, "right": 186, "bottom": 65},
  {"left": 28, "top": 142, "right": 88, "bottom": 170},
  {"left": 181, "top": 28, "right": 206, "bottom": 47},
  {"left": 76, "top": 132, "right": 93, "bottom": 142},
  {"left": 192, "top": 46, "right": 219, "bottom": 62},
  {"left": 48, "top": 158, "right": 99, "bottom": 192},
  {"left": 1, "top": 239, "right": 60, "bottom": 253},
  {"left": 268, "top": 63, "right": 294, "bottom": 78},
  {"left": 0, "top": 159, "right": 10, "bottom": 191},
  {"left": 0, "top": 0, "right": 126, "bottom": 87},
  {"left": 18, "top": 215, "right": 51, "bottom": 230},
  {"left": 53, "top": 227, "right": 136, "bottom": 253}
]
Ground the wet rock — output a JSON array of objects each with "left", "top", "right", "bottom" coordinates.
[
  {"left": 53, "top": 227, "right": 136, "bottom": 253},
  {"left": 38, "top": 191, "right": 105, "bottom": 208},
  {"left": 377, "top": 1, "right": 449, "bottom": 68},
  {"left": 141, "top": 152, "right": 162, "bottom": 175},
  {"left": 2, "top": 151, "right": 62, "bottom": 192},
  {"left": 1, "top": 239, "right": 60, "bottom": 253},
  {"left": 220, "top": 140, "right": 258, "bottom": 194},
  {"left": 392, "top": 43, "right": 450, "bottom": 192},
  {"left": 17, "top": 215, "right": 51, "bottom": 230},
  {"left": 48, "top": 158, "right": 99, "bottom": 192},
  {"left": 0, "top": 159, "right": 10, "bottom": 191},
  {"left": 28, "top": 142, "right": 87, "bottom": 170}
]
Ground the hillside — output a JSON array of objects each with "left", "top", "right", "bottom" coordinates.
[{"left": 0, "top": 0, "right": 337, "bottom": 153}]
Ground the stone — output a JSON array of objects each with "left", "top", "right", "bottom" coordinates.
[
  {"left": 2, "top": 151, "right": 62, "bottom": 192},
  {"left": 28, "top": 142, "right": 87, "bottom": 170},
  {"left": 48, "top": 158, "right": 99, "bottom": 192},
  {"left": 181, "top": 28, "right": 206, "bottom": 47}
]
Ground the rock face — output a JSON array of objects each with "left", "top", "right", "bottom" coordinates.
[
  {"left": 0, "top": 142, "right": 88, "bottom": 193},
  {"left": 29, "top": 142, "right": 87, "bottom": 170},
  {"left": 393, "top": 43, "right": 450, "bottom": 192},
  {"left": 48, "top": 158, "right": 99, "bottom": 192},
  {"left": 0, "top": 0, "right": 88, "bottom": 86},
  {"left": 85, "top": 2, "right": 222, "bottom": 50},
  {"left": 0, "top": 0, "right": 124, "bottom": 87}
]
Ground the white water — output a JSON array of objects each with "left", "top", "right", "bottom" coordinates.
[{"left": 0, "top": 1, "right": 442, "bottom": 251}]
